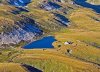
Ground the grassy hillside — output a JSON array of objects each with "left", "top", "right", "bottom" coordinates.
[
  {"left": 0, "top": 0, "right": 100, "bottom": 72},
  {"left": 0, "top": 63, "right": 27, "bottom": 72},
  {"left": 87, "top": 0, "right": 100, "bottom": 5},
  {"left": 12, "top": 49, "right": 99, "bottom": 72}
]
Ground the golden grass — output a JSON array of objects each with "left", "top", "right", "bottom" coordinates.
[
  {"left": 0, "top": 4, "right": 16, "bottom": 12},
  {"left": 0, "top": 63, "right": 27, "bottom": 72},
  {"left": 68, "top": 8, "right": 100, "bottom": 31},
  {"left": 53, "top": 8, "right": 100, "bottom": 65},
  {"left": 12, "top": 49, "right": 100, "bottom": 72}
]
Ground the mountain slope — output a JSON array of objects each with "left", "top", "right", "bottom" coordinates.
[
  {"left": 87, "top": 0, "right": 100, "bottom": 5},
  {"left": 0, "top": 0, "right": 100, "bottom": 72},
  {"left": 0, "top": 63, "right": 27, "bottom": 72},
  {"left": 0, "top": 0, "right": 73, "bottom": 47}
]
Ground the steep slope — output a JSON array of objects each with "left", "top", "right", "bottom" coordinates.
[
  {"left": 0, "top": 9, "right": 43, "bottom": 47},
  {"left": 0, "top": 0, "right": 73, "bottom": 47}
]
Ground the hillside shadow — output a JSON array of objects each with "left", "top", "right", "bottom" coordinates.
[{"left": 22, "top": 64, "right": 43, "bottom": 72}]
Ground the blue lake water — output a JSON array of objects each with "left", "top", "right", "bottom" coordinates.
[
  {"left": 74, "top": 0, "right": 100, "bottom": 13},
  {"left": 23, "top": 36, "right": 56, "bottom": 49}
]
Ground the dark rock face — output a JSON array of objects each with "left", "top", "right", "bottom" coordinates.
[{"left": 8, "top": 0, "right": 31, "bottom": 6}]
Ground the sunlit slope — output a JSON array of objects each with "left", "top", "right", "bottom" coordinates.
[
  {"left": 0, "top": 5, "right": 22, "bottom": 32},
  {"left": 54, "top": 30, "right": 100, "bottom": 64},
  {"left": 87, "top": 0, "right": 100, "bottom": 5},
  {"left": 12, "top": 49, "right": 100, "bottom": 72},
  {"left": 0, "top": 63, "right": 27, "bottom": 72},
  {"left": 53, "top": 8, "right": 100, "bottom": 65},
  {"left": 69, "top": 8, "right": 100, "bottom": 31}
]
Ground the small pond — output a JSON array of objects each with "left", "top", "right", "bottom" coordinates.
[{"left": 23, "top": 36, "right": 56, "bottom": 49}]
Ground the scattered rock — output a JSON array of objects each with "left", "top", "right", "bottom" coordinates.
[
  {"left": 40, "top": 1, "right": 61, "bottom": 11},
  {"left": 67, "top": 49, "right": 72, "bottom": 54},
  {"left": 64, "top": 41, "right": 74, "bottom": 45}
]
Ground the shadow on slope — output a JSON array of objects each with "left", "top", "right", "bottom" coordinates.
[{"left": 22, "top": 64, "right": 42, "bottom": 72}]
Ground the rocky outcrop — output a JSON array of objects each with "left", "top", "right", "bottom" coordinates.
[
  {"left": 0, "top": 16, "right": 43, "bottom": 47},
  {"left": 41, "top": 1, "right": 61, "bottom": 11}
]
